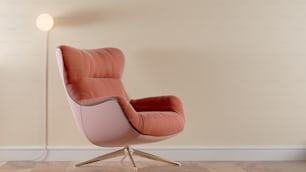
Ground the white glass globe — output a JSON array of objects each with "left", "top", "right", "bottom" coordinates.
[{"left": 36, "top": 13, "right": 54, "bottom": 31}]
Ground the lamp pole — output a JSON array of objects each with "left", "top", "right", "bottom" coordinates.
[{"left": 36, "top": 13, "right": 54, "bottom": 160}]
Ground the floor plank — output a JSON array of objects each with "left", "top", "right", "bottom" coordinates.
[{"left": 0, "top": 161, "right": 305, "bottom": 172}]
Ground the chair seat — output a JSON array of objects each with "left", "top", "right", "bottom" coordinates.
[
  {"left": 137, "top": 111, "right": 185, "bottom": 136},
  {"left": 129, "top": 96, "right": 185, "bottom": 137}
]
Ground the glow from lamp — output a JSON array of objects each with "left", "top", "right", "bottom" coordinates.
[{"left": 36, "top": 13, "right": 54, "bottom": 31}]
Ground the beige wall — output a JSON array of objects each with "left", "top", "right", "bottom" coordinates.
[{"left": 1, "top": 0, "right": 306, "bottom": 146}]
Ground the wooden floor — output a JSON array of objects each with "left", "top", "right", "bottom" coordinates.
[{"left": 0, "top": 161, "right": 305, "bottom": 172}]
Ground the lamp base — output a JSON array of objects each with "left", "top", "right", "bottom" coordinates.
[{"left": 75, "top": 146, "right": 181, "bottom": 169}]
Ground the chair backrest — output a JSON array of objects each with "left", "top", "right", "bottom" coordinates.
[{"left": 57, "top": 45, "right": 130, "bottom": 103}]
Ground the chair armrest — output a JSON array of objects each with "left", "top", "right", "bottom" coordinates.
[{"left": 130, "top": 96, "right": 184, "bottom": 116}]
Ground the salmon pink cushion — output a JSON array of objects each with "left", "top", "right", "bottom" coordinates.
[{"left": 130, "top": 96, "right": 185, "bottom": 136}]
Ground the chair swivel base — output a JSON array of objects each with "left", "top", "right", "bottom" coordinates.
[{"left": 75, "top": 146, "right": 181, "bottom": 169}]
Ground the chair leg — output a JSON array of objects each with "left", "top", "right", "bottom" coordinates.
[
  {"left": 126, "top": 146, "right": 137, "bottom": 170},
  {"left": 132, "top": 148, "right": 181, "bottom": 166},
  {"left": 75, "top": 147, "right": 125, "bottom": 167}
]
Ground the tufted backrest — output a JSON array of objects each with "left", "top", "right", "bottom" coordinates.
[{"left": 58, "top": 45, "right": 129, "bottom": 103}]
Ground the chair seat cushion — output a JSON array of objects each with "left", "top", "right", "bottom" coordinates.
[
  {"left": 128, "top": 96, "right": 185, "bottom": 136},
  {"left": 137, "top": 111, "right": 185, "bottom": 136}
]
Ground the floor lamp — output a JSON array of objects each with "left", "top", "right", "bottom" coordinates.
[{"left": 36, "top": 13, "right": 54, "bottom": 160}]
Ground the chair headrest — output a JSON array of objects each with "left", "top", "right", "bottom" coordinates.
[{"left": 58, "top": 45, "right": 125, "bottom": 82}]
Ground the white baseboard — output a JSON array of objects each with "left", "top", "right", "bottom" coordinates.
[{"left": 0, "top": 146, "right": 306, "bottom": 161}]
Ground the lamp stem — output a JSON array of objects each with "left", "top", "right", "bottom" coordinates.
[
  {"left": 33, "top": 30, "right": 50, "bottom": 161},
  {"left": 42, "top": 31, "right": 49, "bottom": 160}
]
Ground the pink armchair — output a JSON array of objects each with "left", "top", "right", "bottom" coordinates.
[{"left": 56, "top": 45, "right": 185, "bottom": 169}]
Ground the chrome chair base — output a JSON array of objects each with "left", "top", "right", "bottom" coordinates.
[{"left": 75, "top": 146, "right": 181, "bottom": 169}]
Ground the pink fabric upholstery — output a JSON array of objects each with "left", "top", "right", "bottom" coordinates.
[
  {"left": 60, "top": 46, "right": 129, "bottom": 101},
  {"left": 58, "top": 45, "right": 185, "bottom": 137},
  {"left": 130, "top": 96, "right": 185, "bottom": 136}
]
